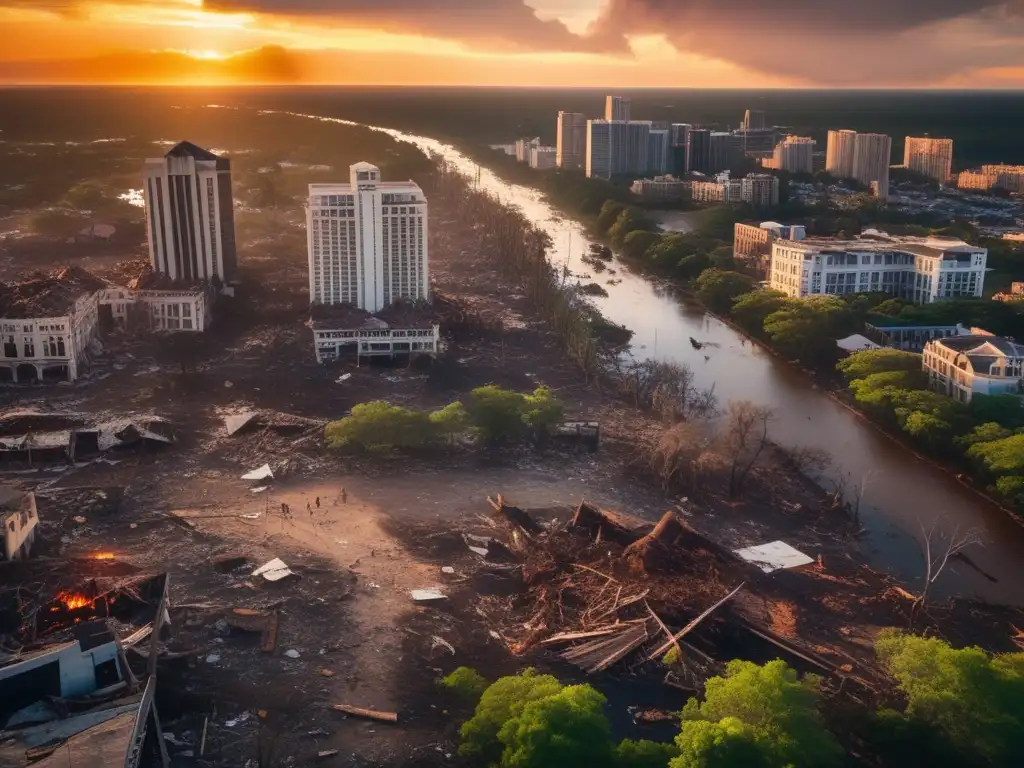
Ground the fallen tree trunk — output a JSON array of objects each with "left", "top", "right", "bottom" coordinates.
[
  {"left": 488, "top": 494, "right": 545, "bottom": 536},
  {"left": 570, "top": 502, "right": 640, "bottom": 547},
  {"left": 331, "top": 704, "right": 398, "bottom": 723},
  {"left": 622, "top": 510, "right": 683, "bottom": 574}
]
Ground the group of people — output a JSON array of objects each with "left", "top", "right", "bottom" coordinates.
[{"left": 277, "top": 488, "right": 348, "bottom": 519}]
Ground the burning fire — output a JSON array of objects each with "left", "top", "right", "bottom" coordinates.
[
  {"left": 54, "top": 591, "right": 94, "bottom": 611},
  {"left": 91, "top": 553, "right": 116, "bottom": 560}
]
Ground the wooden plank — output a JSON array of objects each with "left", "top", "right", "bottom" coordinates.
[
  {"left": 645, "top": 602, "right": 681, "bottom": 661},
  {"left": 647, "top": 583, "right": 745, "bottom": 661},
  {"left": 572, "top": 564, "right": 617, "bottom": 582},
  {"left": 587, "top": 625, "right": 650, "bottom": 673},
  {"left": 541, "top": 628, "right": 622, "bottom": 645},
  {"left": 330, "top": 704, "right": 398, "bottom": 723},
  {"left": 261, "top": 610, "right": 279, "bottom": 653},
  {"left": 739, "top": 623, "right": 834, "bottom": 674}
]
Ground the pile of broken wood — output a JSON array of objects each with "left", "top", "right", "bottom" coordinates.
[{"left": 474, "top": 495, "right": 883, "bottom": 690}]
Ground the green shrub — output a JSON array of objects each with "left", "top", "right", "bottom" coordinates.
[
  {"left": 440, "top": 666, "right": 489, "bottom": 703},
  {"left": 675, "top": 659, "right": 842, "bottom": 768},
  {"left": 875, "top": 629, "right": 1024, "bottom": 766},
  {"left": 616, "top": 738, "right": 679, "bottom": 768},
  {"left": 324, "top": 400, "right": 433, "bottom": 450}
]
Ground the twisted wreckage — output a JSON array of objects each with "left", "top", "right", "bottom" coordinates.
[
  {"left": 0, "top": 557, "right": 173, "bottom": 766},
  {"left": 464, "top": 495, "right": 956, "bottom": 695}
]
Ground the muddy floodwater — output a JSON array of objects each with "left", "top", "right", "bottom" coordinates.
[{"left": 270, "top": 107, "right": 1024, "bottom": 606}]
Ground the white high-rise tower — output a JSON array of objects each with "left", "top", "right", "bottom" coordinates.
[{"left": 306, "top": 163, "right": 428, "bottom": 313}]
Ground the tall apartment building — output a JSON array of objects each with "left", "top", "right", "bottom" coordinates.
[
  {"left": 515, "top": 137, "right": 540, "bottom": 163},
  {"left": 143, "top": 141, "right": 237, "bottom": 284},
  {"left": 852, "top": 133, "right": 892, "bottom": 200},
  {"left": 825, "top": 130, "right": 857, "bottom": 179},
  {"left": 529, "top": 146, "right": 556, "bottom": 170},
  {"left": 709, "top": 132, "right": 743, "bottom": 173},
  {"left": 734, "top": 221, "right": 806, "bottom": 276},
  {"left": 648, "top": 129, "right": 670, "bottom": 175},
  {"left": 670, "top": 123, "right": 691, "bottom": 174},
  {"left": 692, "top": 173, "right": 744, "bottom": 204},
  {"left": 742, "top": 109, "right": 766, "bottom": 131},
  {"left": 306, "top": 162, "right": 428, "bottom": 313},
  {"left": 605, "top": 95, "right": 631, "bottom": 121},
  {"left": 769, "top": 235, "right": 986, "bottom": 304},
  {"left": 586, "top": 120, "right": 650, "bottom": 180},
  {"left": 767, "top": 136, "right": 816, "bottom": 174},
  {"left": 904, "top": 136, "right": 953, "bottom": 182},
  {"left": 735, "top": 129, "right": 779, "bottom": 155},
  {"left": 556, "top": 112, "right": 587, "bottom": 170},
  {"left": 688, "top": 129, "right": 712, "bottom": 175},
  {"left": 741, "top": 175, "right": 781, "bottom": 209}
]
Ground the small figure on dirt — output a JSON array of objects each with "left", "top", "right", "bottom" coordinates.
[
  {"left": 341, "top": 488, "right": 348, "bottom": 504},
  {"left": 315, "top": 496, "right": 321, "bottom": 508},
  {"left": 280, "top": 502, "right": 287, "bottom": 516},
  {"left": 307, "top": 502, "right": 313, "bottom": 516}
]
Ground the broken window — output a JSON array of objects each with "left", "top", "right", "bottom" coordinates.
[{"left": 4, "top": 336, "right": 17, "bottom": 358}]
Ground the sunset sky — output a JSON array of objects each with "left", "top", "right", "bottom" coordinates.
[{"left": 2, "top": 0, "right": 1024, "bottom": 86}]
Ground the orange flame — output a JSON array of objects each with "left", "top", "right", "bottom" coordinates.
[
  {"left": 91, "top": 553, "right": 116, "bottom": 560},
  {"left": 55, "top": 591, "right": 94, "bottom": 610}
]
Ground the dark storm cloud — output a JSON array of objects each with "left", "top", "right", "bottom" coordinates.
[
  {"left": 202, "top": 0, "right": 624, "bottom": 53},
  {"left": 588, "top": 0, "right": 1024, "bottom": 83}
]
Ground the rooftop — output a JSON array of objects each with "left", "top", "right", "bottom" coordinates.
[
  {"left": 0, "top": 267, "right": 106, "bottom": 319},
  {"left": 310, "top": 300, "right": 438, "bottom": 331},
  {"left": 934, "top": 335, "right": 1024, "bottom": 358},
  {"left": 164, "top": 140, "right": 219, "bottom": 162}
]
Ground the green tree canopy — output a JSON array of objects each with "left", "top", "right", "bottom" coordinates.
[
  {"left": 696, "top": 269, "right": 756, "bottom": 314},
  {"left": 616, "top": 739, "right": 680, "bottom": 768},
  {"left": 676, "top": 659, "right": 842, "bottom": 768},
  {"left": 521, "top": 386, "right": 565, "bottom": 438},
  {"left": 459, "top": 669, "right": 564, "bottom": 765},
  {"left": 597, "top": 200, "right": 628, "bottom": 232},
  {"left": 875, "top": 630, "right": 1024, "bottom": 766},
  {"left": 608, "top": 207, "right": 656, "bottom": 247},
  {"left": 967, "top": 432, "right": 1024, "bottom": 474},
  {"left": 837, "top": 349, "right": 924, "bottom": 381},
  {"left": 848, "top": 371, "right": 923, "bottom": 409},
  {"left": 467, "top": 385, "right": 529, "bottom": 443},
  {"left": 440, "top": 666, "right": 489, "bottom": 703},
  {"left": 324, "top": 400, "right": 433, "bottom": 451},
  {"left": 497, "top": 684, "right": 615, "bottom": 768},
  {"left": 763, "top": 296, "right": 855, "bottom": 365},
  {"left": 622, "top": 230, "right": 662, "bottom": 260},
  {"left": 956, "top": 422, "right": 1013, "bottom": 450},
  {"left": 429, "top": 402, "right": 470, "bottom": 443},
  {"left": 671, "top": 717, "right": 772, "bottom": 768},
  {"left": 969, "top": 394, "right": 1024, "bottom": 429},
  {"left": 730, "top": 289, "right": 787, "bottom": 335},
  {"left": 647, "top": 233, "right": 696, "bottom": 270}
]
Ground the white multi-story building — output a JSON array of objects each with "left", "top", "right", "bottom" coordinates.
[
  {"left": 143, "top": 141, "right": 237, "bottom": 284},
  {"left": 586, "top": 120, "right": 651, "bottom": 180},
  {"left": 924, "top": 334, "right": 1024, "bottom": 403},
  {"left": 0, "top": 289, "right": 99, "bottom": 384},
  {"left": 769, "top": 234, "right": 987, "bottom": 304},
  {"left": 766, "top": 136, "right": 815, "bottom": 174},
  {"left": 734, "top": 222, "right": 806, "bottom": 275},
  {"left": 852, "top": 133, "right": 892, "bottom": 200},
  {"left": 529, "top": 146, "right": 557, "bottom": 170},
  {"left": 605, "top": 95, "right": 631, "bottom": 121},
  {"left": 630, "top": 175, "right": 690, "bottom": 202},
  {"left": 691, "top": 172, "right": 744, "bottom": 204},
  {"left": 825, "top": 130, "right": 857, "bottom": 178},
  {"left": 515, "top": 137, "right": 540, "bottom": 164},
  {"left": 98, "top": 286, "right": 213, "bottom": 333},
  {"left": 307, "top": 163, "right": 428, "bottom": 314},
  {"left": 904, "top": 137, "right": 953, "bottom": 182},
  {"left": 556, "top": 112, "right": 587, "bottom": 170},
  {"left": 959, "top": 164, "right": 1024, "bottom": 193}
]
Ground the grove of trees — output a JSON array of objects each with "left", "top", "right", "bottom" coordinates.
[{"left": 439, "top": 631, "right": 1024, "bottom": 767}]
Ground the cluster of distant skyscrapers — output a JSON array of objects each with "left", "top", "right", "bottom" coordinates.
[{"left": 509, "top": 95, "right": 1020, "bottom": 208}]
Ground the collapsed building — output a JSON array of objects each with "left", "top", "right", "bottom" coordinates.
[
  {"left": 0, "top": 263, "right": 218, "bottom": 383},
  {"left": 0, "top": 558, "right": 171, "bottom": 766},
  {"left": 0, "top": 488, "right": 38, "bottom": 561}
]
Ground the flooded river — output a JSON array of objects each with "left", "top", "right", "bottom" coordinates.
[{"left": 269, "top": 108, "right": 1024, "bottom": 605}]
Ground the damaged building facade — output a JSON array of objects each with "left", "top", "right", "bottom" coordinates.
[
  {"left": 307, "top": 162, "right": 439, "bottom": 363},
  {"left": 0, "top": 488, "right": 37, "bottom": 561},
  {"left": 97, "top": 286, "right": 214, "bottom": 333},
  {"left": 0, "top": 271, "right": 102, "bottom": 383}
]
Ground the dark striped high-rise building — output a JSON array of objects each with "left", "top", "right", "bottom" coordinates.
[{"left": 143, "top": 142, "right": 237, "bottom": 284}]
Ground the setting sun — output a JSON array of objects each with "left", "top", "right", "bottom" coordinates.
[{"left": 185, "top": 50, "right": 227, "bottom": 60}]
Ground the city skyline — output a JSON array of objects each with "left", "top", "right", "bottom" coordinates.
[{"left": 3, "top": 1, "right": 1024, "bottom": 86}]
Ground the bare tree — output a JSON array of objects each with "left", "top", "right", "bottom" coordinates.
[
  {"left": 912, "top": 518, "right": 983, "bottom": 623},
  {"left": 782, "top": 445, "right": 832, "bottom": 476},
  {"left": 617, "top": 358, "right": 718, "bottom": 422},
  {"left": 721, "top": 400, "right": 774, "bottom": 497},
  {"left": 643, "top": 422, "right": 713, "bottom": 492}
]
